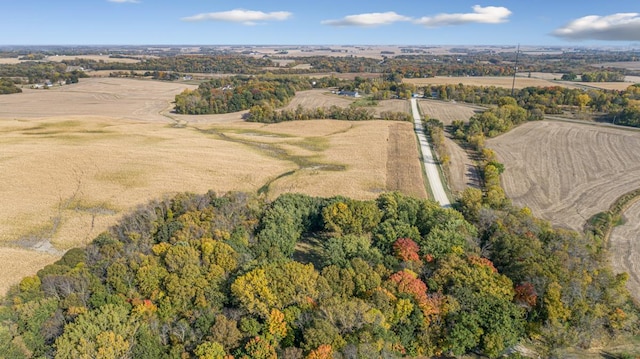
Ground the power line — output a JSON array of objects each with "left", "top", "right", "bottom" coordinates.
[{"left": 511, "top": 43, "right": 520, "bottom": 97}]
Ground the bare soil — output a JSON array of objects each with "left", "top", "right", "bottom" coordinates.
[{"left": 487, "top": 120, "right": 640, "bottom": 231}]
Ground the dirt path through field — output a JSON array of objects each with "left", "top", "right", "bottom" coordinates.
[{"left": 609, "top": 200, "right": 640, "bottom": 302}]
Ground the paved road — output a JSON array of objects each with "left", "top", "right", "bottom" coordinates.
[{"left": 411, "top": 98, "right": 451, "bottom": 207}]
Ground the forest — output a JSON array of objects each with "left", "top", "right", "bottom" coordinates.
[
  {"left": 0, "top": 187, "right": 636, "bottom": 358},
  {"left": 174, "top": 76, "right": 311, "bottom": 115},
  {"left": 0, "top": 62, "right": 87, "bottom": 85}
]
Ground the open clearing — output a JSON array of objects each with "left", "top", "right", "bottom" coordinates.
[
  {"left": 610, "top": 200, "right": 640, "bottom": 302},
  {"left": 0, "top": 78, "right": 426, "bottom": 295},
  {"left": 417, "top": 99, "right": 482, "bottom": 193},
  {"left": 487, "top": 120, "right": 640, "bottom": 231}
]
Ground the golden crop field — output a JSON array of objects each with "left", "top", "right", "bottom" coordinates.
[
  {"left": 487, "top": 120, "right": 640, "bottom": 232},
  {"left": 0, "top": 78, "right": 426, "bottom": 295}
]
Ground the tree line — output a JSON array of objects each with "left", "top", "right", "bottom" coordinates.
[
  {"left": 0, "top": 78, "right": 21, "bottom": 94},
  {"left": 174, "top": 76, "right": 311, "bottom": 115},
  {"left": 0, "top": 62, "right": 87, "bottom": 85},
  {"left": 245, "top": 104, "right": 412, "bottom": 123}
]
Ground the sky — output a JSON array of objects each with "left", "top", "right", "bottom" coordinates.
[{"left": 2, "top": 0, "right": 640, "bottom": 46}]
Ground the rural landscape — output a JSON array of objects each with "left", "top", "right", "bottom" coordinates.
[{"left": 1, "top": 2, "right": 640, "bottom": 358}]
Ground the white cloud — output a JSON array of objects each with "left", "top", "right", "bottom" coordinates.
[
  {"left": 414, "top": 5, "right": 511, "bottom": 27},
  {"left": 321, "top": 12, "right": 411, "bottom": 27},
  {"left": 181, "top": 9, "right": 292, "bottom": 25},
  {"left": 552, "top": 13, "right": 640, "bottom": 41},
  {"left": 108, "top": 0, "right": 139, "bottom": 3}
]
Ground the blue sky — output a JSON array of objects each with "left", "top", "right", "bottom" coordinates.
[{"left": 2, "top": 1, "right": 640, "bottom": 46}]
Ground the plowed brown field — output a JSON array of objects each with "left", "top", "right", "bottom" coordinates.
[{"left": 487, "top": 121, "right": 640, "bottom": 231}]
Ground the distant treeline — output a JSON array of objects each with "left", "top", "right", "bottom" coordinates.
[
  {"left": 62, "top": 55, "right": 273, "bottom": 74},
  {"left": 561, "top": 70, "right": 626, "bottom": 82},
  {"left": 0, "top": 62, "right": 87, "bottom": 84}
]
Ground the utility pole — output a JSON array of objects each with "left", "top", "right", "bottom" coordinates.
[{"left": 511, "top": 44, "right": 520, "bottom": 98}]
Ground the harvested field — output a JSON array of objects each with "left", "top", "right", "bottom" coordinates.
[
  {"left": 0, "top": 77, "right": 197, "bottom": 122},
  {"left": 0, "top": 248, "right": 59, "bottom": 296},
  {"left": 578, "top": 82, "right": 636, "bottom": 91},
  {"left": 610, "top": 200, "right": 640, "bottom": 302},
  {"left": 374, "top": 99, "right": 410, "bottom": 117},
  {"left": 417, "top": 99, "right": 482, "bottom": 193},
  {"left": 417, "top": 98, "right": 482, "bottom": 126},
  {"left": 0, "top": 57, "right": 22, "bottom": 64},
  {"left": 284, "top": 89, "right": 353, "bottom": 109},
  {"left": 202, "top": 120, "right": 426, "bottom": 201},
  {"left": 0, "top": 116, "right": 294, "bottom": 250},
  {"left": 487, "top": 120, "right": 640, "bottom": 231},
  {"left": 385, "top": 122, "right": 428, "bottom": 198},
  {"left": 404, "top": 76, "right": 579, "bottom": 89}
]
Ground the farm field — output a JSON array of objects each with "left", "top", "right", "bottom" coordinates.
[
  {"left": 405, "top": 75, "right": 635, "bottom": 91},
  {"left": 486, "top": 120, "right": 640, "bottom": 232},
  {"left": 0, "top": 77, "right": 197, "bottom": 121},
  {"left": 0, "top": 78, "right": 426, "bottom": 295},
  {"left": 417, "top": 98, "right": 481, "bottom": 126},
  {"left": 610, "top": 200, "right": 640, "bottom": 302},
  {"left": 417, "top": 99, "right": 482, "bottom": 193},
  {"left": 284, "top": 89, "right": 354, "bottom": 109}
]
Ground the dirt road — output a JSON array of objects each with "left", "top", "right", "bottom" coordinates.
[{"left": 411, "top": 99, "right": 450, "bottom": 207}]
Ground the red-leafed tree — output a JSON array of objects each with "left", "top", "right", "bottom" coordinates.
[
  {"left": 393, "top": 238, "right": 421, "bottom": 262},
  {"left": 514, "top": 282, "right": 538, "bottom": 309}
]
